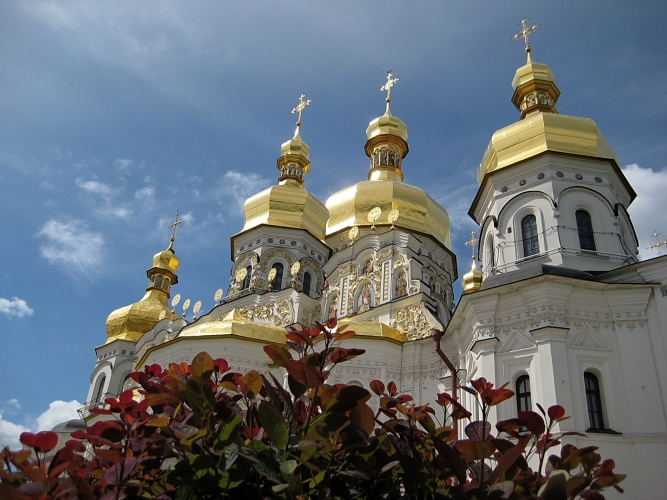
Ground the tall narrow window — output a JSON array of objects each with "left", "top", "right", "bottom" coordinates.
[
  {"left": 485, "top": 236, "right": 494, "bottom": 272},
  {"left": 576, "top": 210, "right": 596, "bottom": 251},
  {"left": 242, "top": 266, "right": 252, "bottom": 290},
  {"left": 271, "top": 263, "right": 284, "bottom": 291},
  {"left": 584, "top": 372, "right": 605, "bottom": 430},
  {"left": 521, "top": 214, "right": 540, "bottom": 257},
  {"left": 516, "top": 375, "right": 532, "bottom": 413},
  {"left": 302, "top": 272, "right": 311, "bottom": 297},
  {"left": 95, "top": 376, "right": 106, "bottom": 403}
]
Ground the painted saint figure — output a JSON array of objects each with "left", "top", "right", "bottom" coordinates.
[
  {"left": 328, "top": 295, "right": 338, "bottom": 320},
  {"left": 363, "top": 259, "right": 374, "bottom": 275},
  {"left": 395, "top": 273, "right": 407, "bottom": 298},
  {"left": 358, "top": 283, "right": 372, "bottom": 313}
]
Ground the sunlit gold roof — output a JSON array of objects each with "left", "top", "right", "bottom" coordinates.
[
  {"left": 105, "top": 289, "right": 172, "bottom": 344},
  {"left": 338, "top": 319, "right": 407, "bottom": 344},
  {"left": 179, "top": 309, "right": 287, "bottom": 344},
  {"left": 239, "top": 183, "right": 329, "bottom": 242},
  {"left": 326, "top": 180, "right": 451, "bottom": 248},
  {"left": 477, "top": 53, "right": 618, "bottom": 183}
]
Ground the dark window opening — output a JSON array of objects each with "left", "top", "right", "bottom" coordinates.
[
  {"left": 95, "top": 376, "right": 106, "bottom": 403},
  {"left": 242, "top": 266, "right": 252, "bottom": 290},
  {"left": 521, "top": 214, "right": 540, "bottom": 257},
  {"left": 302, "top": 272, "right": 311, "bottom": 296},
  {"left": 271, "top": 263, "right": 284, "bottom": 291},
  {"left": 576, "top": 210, "right": 596, "bottom": 251},
  {"left": 584, "top": 372, "right": 605, "bottom": 430},
  {"left": 516, "top": 375, "right": 532, "bottom": 414}
]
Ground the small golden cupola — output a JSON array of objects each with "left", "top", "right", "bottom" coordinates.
[
  {"left": 235, "top": 94, "right": 329, "bottom": 248},
  {"left": 104, "top": 214, "right": 181, "bottom": 344},
  {"left": 326, "top": 72, "right": 452, "bottom": 250},
  {"left": 477, "top": 20, "right": 618, "bottom": 183},
  {"left": 462, "top": 231, "right": 482, "bottom": 294}
]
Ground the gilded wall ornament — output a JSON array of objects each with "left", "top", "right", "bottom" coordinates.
[{"left": 390, "top": 304, "right": 432, "bottom": 340}]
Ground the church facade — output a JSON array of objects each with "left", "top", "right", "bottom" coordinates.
[{"left": 79, "top": 42, "right": 667, "bottom": 498}]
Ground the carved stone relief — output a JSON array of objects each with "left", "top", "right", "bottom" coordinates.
[
  {"left": 390, "top": 304, "right": 431, "bottom": 340},
  {"left": 235, "top": 298, "right": 294, "bottom": 327}
]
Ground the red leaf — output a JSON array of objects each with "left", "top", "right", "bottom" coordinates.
[
  {"left": 518, "top": 410, "right": 545, "bottom": 436},
  {"left": 370, "top": 380, "right": 385, "bottom": 396},
  {"left": 213, "top": 358, "right": 230, "bottom": 374},
  {"left": 33, "top": 431, "right": 59, "bottom": 453},
  {"left": 263, "top": 345, "right": 292, "bottom": 367},
  {"left": 455, "top": 439, "right": 496, "bottom": 461},
  {"left": 387, "top": 381, "right": 397, "bottom": 396},
  {"left": 548, "top": 405, "right": 566, "bottom": 421},
  {"left": 349, "top": 403, "right": 375, "bottom": 435},
  {"left": 285, "top": 360, "right": 324, "bottom": 389},
  {"left": 19, "top": 432, "right": 36, "bottom": 448}
]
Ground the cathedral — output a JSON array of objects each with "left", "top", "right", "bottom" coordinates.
[{"left": 77, "top": 28, "right": 667, "bottom": 498}]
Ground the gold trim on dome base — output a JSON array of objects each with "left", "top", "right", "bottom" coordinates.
[{"left": 338, "top": 319, "right": 407, "bottom": 344}]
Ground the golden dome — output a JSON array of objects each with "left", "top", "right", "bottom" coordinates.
[
  {"left": 326, "top": 180, "right": 451, "bottom": 249},
  {"left": 326, "top": 104, "right": 450, "bottom": 249},
  {"left": 233, "top": 126, "right": 329, "bottom": 246},
  {"left": 238, "top": 183, "right": 329, "bottom": 242},
  {"left": 477, "top": 53, "right": 618, "bottom": 183},
  {"left": 462, "top": 258, "right": 483, "bottom": 294},
  {"left": 105, "top": 241, "right": 179, "bottom": 344},
  {"left": 179, "top": 309, "right": 287, "bottom": 344},
  {"left": 105, "top": 290, "right": 172, "bottom": 344},
  {"left": 152, "top": 246, "right": 180, "bottom": 275}
]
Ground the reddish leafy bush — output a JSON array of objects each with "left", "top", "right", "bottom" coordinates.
[{"left": 1, "top": 320, "right": 624, "bottom": 499}]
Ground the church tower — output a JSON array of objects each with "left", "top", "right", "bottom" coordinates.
[{"left": 470, "top": 21, "right": 639, "bottom": 280}]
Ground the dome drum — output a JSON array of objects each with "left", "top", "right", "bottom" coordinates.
[{"left": 277, "top": 153, "right": 311, "bottom": 187}]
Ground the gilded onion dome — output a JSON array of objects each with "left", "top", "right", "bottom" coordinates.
[
  {"left": 326, "top": 78, "right": 451, "bottom": 249},
  {"left": 105, "top": 234, "right": 180, "bottom": 344},
  {"left": 477, "top": 50, "right": 618, "bottom": 183},
  {"left": 234, "top": 96, "right": 329, "bottom": 247},
  {"left": 461, "top": 257, "right": 483, "bottom": 294}
]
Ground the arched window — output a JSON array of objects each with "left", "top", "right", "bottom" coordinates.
[
  {"left": 302, "top": 272, "right": 311, "bottom": 297},
  {"left": 95, "top": 375, "right": 106, "bottom": 403},
  {"left": 576, "top": 210, "right": 596, "bottom": 251},
  {"left": 242, "top": 266, "right": 252, "bottom": 290},
  {"left": 271, "top": 263, "right": 284, "bottom": 291},
  {"left": 584, "top": 372, "right": 605, "bottom": 430},
  {"left": 484, "top": 235, "right": 494, "bottom": 273},
  {"left": 521, "top": 214, "right": 540, "bottom": 257},
  {"left": 516, "top": 375, "right": 532, "bottom": 413}
]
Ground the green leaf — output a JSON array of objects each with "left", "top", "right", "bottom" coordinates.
[
  {"left": 280, "top": 459, "right": 297, "bottom": 478},
  {"left": 213, "top": 414, "right": 243, "bottom": 451},
  {"left": 181, "top": 428, "right": 207, "bottom": 446},
  {"left": 191, "top": 351, "right": 214, "bottom": 379},
  {"left": 258, "top": 401, "right": 289, "bottom": 449},
  {"left": 186, "top": 377, "right": 215, "bottom": 420}
]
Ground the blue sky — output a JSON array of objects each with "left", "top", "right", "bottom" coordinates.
[{"left": 1, "top": 1, "right": 666, "bottom": 447}]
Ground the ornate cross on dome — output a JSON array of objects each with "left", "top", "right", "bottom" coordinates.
[
  {"left": 464, "top": 230, "right": 479, "bottom": 260},
  {"left": 381, "top": 71, "right": 399, "bottom": 111},
  {"left": 513, "top": 18, "right": 539, "bottom": 53},
  {"left": 168, "top": 211, "right": 182, "bottom": 248},
  {"left": 291, "top": 93, "right": 311, "bottom": 130}
]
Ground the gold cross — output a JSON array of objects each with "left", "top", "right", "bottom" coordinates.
[
  {"left": 380, "top": 70, "right": 399, "bottom": 104},
  {"left": 291, "top": 93, "right": 311, "bottom": 127},
  {"left": 169, "top": 211, "right": 182, "bottom": 246},
  {"left": 513, "top": 18, "right": 539, "bottom": 53},
  {"left": 647, "top": 230, "right": 667, "bottom": 256},
  {"left": 464, "top": 230, "right": 479, "bottom": 260}
]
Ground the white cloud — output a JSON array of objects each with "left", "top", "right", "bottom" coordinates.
[
  {"left": 114, "top": 158, "right": 134, "bottom": 171},
  {"left": 135, "top": 186, "right": 154, "bottom": 200},
  {"left": 216, "top": 170, "right": 271, "bottom": 213},
  {"left": 621, "top": 164, "right": 667, "bottom": 259},
  {"left": 0, "top": 412, "right": 29, "bottom": 449},
  {"left": 35, "top": 400, "right": 81, "bottom": 432},
  {"left": 0, "top": 399, "right": 81, "bottom": 450},
  {"left": 38, "top": 219, "right": 105, "bottom": 280},
  {"left": 75, "top": 178, "right": 113, "bottom": 197},
  {"left": 0, "top": 297, "right": 34, "bottom": 318},
  {"left": 8, "top": 399, "right": 21, "bottom": 409}
]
